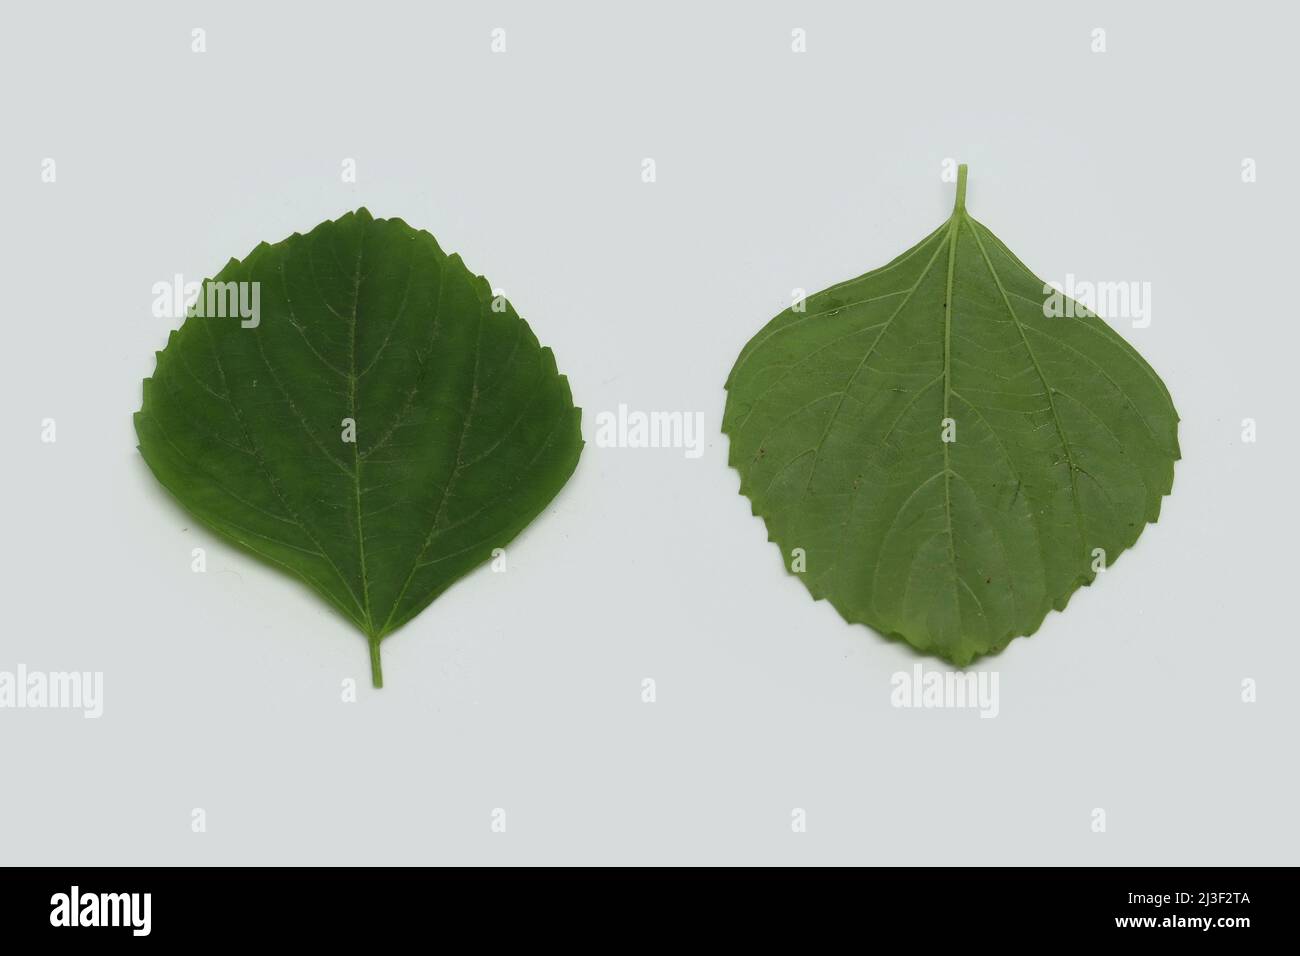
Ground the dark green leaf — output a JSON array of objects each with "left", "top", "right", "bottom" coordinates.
[
  {"left": 135, "top": 210, "right": 582, "bottom": 686},
  {"left": 722, "top": 167, "right": 1179, "bottom": 664}
]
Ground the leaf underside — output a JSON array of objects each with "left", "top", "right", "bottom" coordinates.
[
  {"left": 722, "top": 169, "right": 1179, "bottom": 665},
  {"left": 135, "top": 209, "right": 583, "bottom": 684}
]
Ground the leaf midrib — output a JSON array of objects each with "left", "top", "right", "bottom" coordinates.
[
  {"left": 814, "top": 182, "right": 1089, "bottom": 635},
  {"left": 346, "top": 226, "right": 373, "bottom": 634},
  {"left": 940, "top": 206, "right": 961, "bottom": 622}
]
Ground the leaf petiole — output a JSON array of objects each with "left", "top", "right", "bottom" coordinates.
[{"left": 369, "top": 636, "right": 383, "bottom": 689}]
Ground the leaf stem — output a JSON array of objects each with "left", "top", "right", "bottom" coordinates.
[
  {"left": 369, "top": 636, "right": 383, "bottom": 689},
  {"left": 954, "top": 164, "right": 968, "bottom": 214}
]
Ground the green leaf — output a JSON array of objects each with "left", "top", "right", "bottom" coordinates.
[
  {"left": 135, "top": 209, "right": 583, "bottom": 686},
  {"left": 722, "top": 166, "right": 1179, "bottom": 665}
]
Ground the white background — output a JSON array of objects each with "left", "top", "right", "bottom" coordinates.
[{"left": 2, "top": 1, "right": 1296, "bottom": 865}]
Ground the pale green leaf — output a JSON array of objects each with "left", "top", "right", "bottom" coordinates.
[{"left": 722, "top": 167, "right": 1179, "bottom": 664}]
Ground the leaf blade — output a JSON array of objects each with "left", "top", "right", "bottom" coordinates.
[
  {"left": 135, "top": 210, "right": 583, "bottom": 684},
  {"left": 722, "top": 168, "right": 1178, "bottom": 664}
]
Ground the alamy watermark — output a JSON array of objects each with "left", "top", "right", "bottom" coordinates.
[
  {"left": 0, "top": 664, "right": 103, "bottom": 718},
  {"left": 890, "top": 663, "right": 999, "bottom": 718},
  {"left": 152, "top": 273, "right": 261, "bottom": 328},
  {"left": 1042, "top": 274, "right": 1151, "bottom": 328},
  {"left": 594, "top": 404, "right": 705, "bottom": 459},
  {"left": 50, "top": 886, "right": 150, "bottom": 936}
]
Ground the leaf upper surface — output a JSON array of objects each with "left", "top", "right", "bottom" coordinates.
[
  {"left": 722, "top": 169, "right": 1179, "bottom": 664},
  {"left": 135, "top": 210, "right": 583, "bottom": 683}
]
